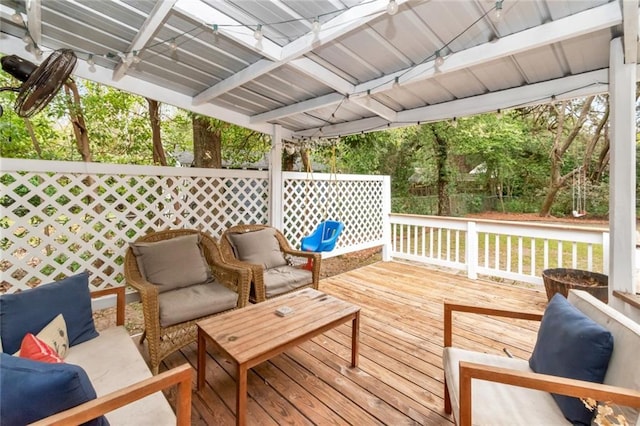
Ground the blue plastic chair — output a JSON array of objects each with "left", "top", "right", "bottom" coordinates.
[{"left": 301, "top": 220, "right": 344, "bottom": 253}]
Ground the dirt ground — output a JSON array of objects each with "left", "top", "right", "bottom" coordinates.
[{"left": 92, "top": 211, "right": 613, "bottom": 334}]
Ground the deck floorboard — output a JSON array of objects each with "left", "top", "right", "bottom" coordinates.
[{"left": 160, "top": 261, "right": 548, "bottom": 425}]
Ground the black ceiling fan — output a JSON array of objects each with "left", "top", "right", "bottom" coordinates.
[{"left": 0, "top": 48, "right": 77, "bottom": 118}]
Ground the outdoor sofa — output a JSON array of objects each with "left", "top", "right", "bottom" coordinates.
[
  {"left": 443, "top": 289, "right": 640, "bottom": 426},
  {"left": 0, "top": 272, "right": 191, "bottom": 425}
]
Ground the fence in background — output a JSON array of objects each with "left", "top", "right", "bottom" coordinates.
[
  {"left": 1, "top": 159, "right": 389, "bottom": 294},
  {"left": 390, "top": 213, "right": 609, "bottom": 285}
]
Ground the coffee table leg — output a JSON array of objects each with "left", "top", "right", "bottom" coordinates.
[
  {"left": 197, "top": 327, "right": 206, "bottom": 391},
  {"left": 351, "top": 310, "right": 360, "bottom": 367},
  {"left": 236, "top": 363, "right": 248, "bottom": 426}
]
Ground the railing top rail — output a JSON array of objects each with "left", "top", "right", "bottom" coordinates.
[
  {"left": 283, "top": 171, "right": 387, "bottom": 181},
  {"left": 389, "top": 213, "right": 609, "bottom": 233},
  {"left": 0, "top": 158, "right": 269, "bottom": 179}
]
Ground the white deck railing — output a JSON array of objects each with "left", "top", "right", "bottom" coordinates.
[{"left": 390, "top": 213, "right": 609, "bottom": 286}]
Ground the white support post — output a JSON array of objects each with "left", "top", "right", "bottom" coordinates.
[
  {"left": 269, "top": 125, "right": 284, "bottom": 230},
  {"left": 608, "top": 37, "right": 636, "bottom": 308},
  {"left": 466, "top": 221, "right": 478, "bottom": 280},
  {"left": 381, "top": 176, "right": 392, "bottom": 261}
]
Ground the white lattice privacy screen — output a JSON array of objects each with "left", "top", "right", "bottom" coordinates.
[
  {"left": 1, "top": 159, "right": 269, "bottom": 293},
  {"left": 2, "top": 160, "right": 390, "bottom": 294},
  {"left": 282, "top": 172, "right": 388, "bottom": 256}
]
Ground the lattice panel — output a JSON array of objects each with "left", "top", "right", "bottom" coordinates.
[
  {"left": 283, "top": 175, "right": 385, "bottom": 250},
  {"left": 1, "top": 166, "right": 268, "bottom": 293}
]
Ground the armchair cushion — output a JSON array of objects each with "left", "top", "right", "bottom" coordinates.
[
  {"left": 158, "top": 281, "right": 239, "bottom": 327},
  {"left": 0, "top": 272, "right": 98, "bottom": 355},
  {"left": 263, "top": 266, "right": 312, "bottom": 298},
  {"left": 529, "top": 294, "right": 614, "bottom": 425},
  {"left": 131, "top": 234, "right": 211, "bottom": 293},
  {"left": 227, "top": 228, "right": 288, "bottom": 269},
  {"left": 0, "top": 352, "right": 108, "bottom": 426}
]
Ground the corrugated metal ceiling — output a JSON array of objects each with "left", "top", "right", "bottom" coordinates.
[{"left": 0, "top": 0, "right": 637, "bottom": 139}]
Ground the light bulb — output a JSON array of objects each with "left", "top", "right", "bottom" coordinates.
[
  {"left": 393, "top": 76, "right": 400, "bottom": 88},
  {"left": 87, "top": 54, "right": 95, "bottom": 66},
  {"left": 495, "top": 0, "right": 503, "bottom": 20},
  {"left": 254, "top": 24, "right": 263, "bottom": 40},
  {"left": 132, "top": 51, "right": 141, "bottom": 63},
  {"left": 343, "top": 94, "right": 350, "bottom": 104},
  {"left": 169, "top": 39, "right": 177, "bottom": 51},
  {"left": 312, "top": 18, "right": 321, "bottom": 35},
  {"left": 11, "top": 12, "right": 23, "bottom": 24},
  {"left": 22, "top": 33, "right": 32, "bottom": 44},
  {"left": 434, "top": 50, "right": 445, "bottom": 67},
  {"left": 496, "top": 108, "right": 503, "bottom": 119},
  {"left": 212, "top": 24, "right": 219, "bottom": 34},
  {"left": 451, "top": 117, "right": 458, "bottom": 128},
  {"left": 387, "top": 0, "right": 398, "bottom": 15},
  {"left": 33, "top": 46, "right": 42, "bottom": 58}
]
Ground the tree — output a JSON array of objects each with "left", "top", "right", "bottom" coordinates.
[
  {"left": 147, "top": 98, "right": 167, "bottom": 166},
  {"left": 192, "top": 114, "right": 222, "bottom": 168},
  {"left": 64, "top": 79, "right": 92, "bottom": 162}
]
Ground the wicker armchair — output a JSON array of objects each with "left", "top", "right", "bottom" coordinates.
[
  {"left": 125, "top": 229, "right": 250, "bottom": 374},
  {"left": 219, "top": 224, "right": 321, "bottom": 303}
]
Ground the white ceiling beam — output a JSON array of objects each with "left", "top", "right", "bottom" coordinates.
[
  {"left": 250, "top": 93, "right": 345, "bottom": 124},
  {"left": 191, "top": 0, "right": 402, "bottom": 106},
  {"left": 622, "top": 0, "right": 639, "bottom": 64},
  {"left": 289, "top": 58, "right": 355, "bottom": 94},
  {"left": 351, "top": 97, "right": 397, "bottom": 122},
  {"left": 0, "top": 34, "right": 287, "bottom": 138},
  {"left": 26, "top": 0, "right": 41, "bottom": 45},
  {"left": 275, "top": 0, "right": 623, "bottom": 126},
  {"left": 113, "top": 0, "right": 177, "bottom": 81},
  {"left": 356, "top": 1, "right": 622, "bottom": 95},
  {"left": 295, "top": 69, "right": 610, "bottom": 138}
]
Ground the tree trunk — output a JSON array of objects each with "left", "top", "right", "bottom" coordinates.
[
  {"left": 301, "top": 149, "right": 312, "bottom": 172},
  {"left": 22, "top": 118, "right": 42, "bottom": 158},
  {"left": 538, "top": 97, "right": 594, "bottom": 217},
  {"left": 283, "top": 152, "right": 295, "bottom": 171},
  {"left": 432, "top": 127, "right": 451, "bottom": 216},
  {"left": 192, "top": 115, "right": 221, "bottom": 168},
  {"left": 64, "top": 79, "right": 92, "bottom": 162},
  {"left": 147, "top": 98, "right": 167, "bottom": 166}
]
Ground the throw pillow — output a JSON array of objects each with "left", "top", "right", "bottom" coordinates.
[
  {"left": 529, "top": 293, "right": 614, "bottom": 425},
  {"left": 228, "top": 228, "right": 288, "bottom": 269},
  {"left": 0, "top": 353, "right": 109, "bottom": 425},
  {"left": 0, "top": 272, "right": 98, "bottom": 355},
  {"left": 19, "top": 333, "right": 63, "bottom": 363},
  {"left": 35, "top": 313, "right": 69, "bottom": 358},
  {"left": 130, "top": 233, "right": 211, "bottom": 292}
]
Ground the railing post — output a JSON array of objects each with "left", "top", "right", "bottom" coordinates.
[
  {"left": 466, "top": 221, "right": 478, "bottom": 280},
  {"left": 381, "top": 176, "right": 392, "bottom": 261},
  {"left": 269, "top": 124, "right": 284, "bottom": 230}
]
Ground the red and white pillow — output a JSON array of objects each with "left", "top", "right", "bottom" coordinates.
[
  {"left": 18, "top": 334, "right": 63, "bottom": 363},
  {"left": 10, "top": 314, "right": 69, "bottom": 363}
]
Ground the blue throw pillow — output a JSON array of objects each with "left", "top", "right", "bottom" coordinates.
[
  {"left": 0, "top": 272, "right": 98, "bottom": 354},
  {"left": 0, "top": 353, "right": 109, "bottom": 425},
  {"left": 529, "top": 293, "right": 614, "bottom": 425}
]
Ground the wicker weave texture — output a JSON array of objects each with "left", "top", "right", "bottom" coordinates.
[
  {"left": 124, "top": 229, "right": 250, "bottom": 374},
  {"left": 219, "top": 224, "right": 321, "bottom": 303}
]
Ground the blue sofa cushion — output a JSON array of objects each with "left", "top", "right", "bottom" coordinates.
[
  {"left": 529, "top": 293, "right": 614, "bottom": 425},
  {"left": 0, "top": 272, "right": 98, "bottom": 355},
  {"left": 0, "top": 353, "right": 108, "bottom": 425}
]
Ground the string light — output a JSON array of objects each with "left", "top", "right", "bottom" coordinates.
[
  {"left": 254, "top": 24, "right": 263, "bottom": 41},
  {"left": 451, "top": 117, "right": 458, "bottom": 128},
  {"left": 312, "top": 18, "right": 321, "bottom": 35},
  {"left": 387, "top": 0, "right": 398, "bottom": 16},
  {"left": 393, "top": 76, "right": 400, "bottom": 88},
  {"left": 11, "top": 12, "right": 23, "bottom": 24},
  {"left": 87, "top": 54, "right": 95, "bottom": 66},
  {"left": 434, "top": 50, "right": 445, "bottom": 68},
  {"left": 22, "top": 33, "right": 32, "bottom": 44},
  {"left": 496, "top": 108, "right": 503, "bottom": 118},
  {"left": 212, "top": 24, "right": 219, "bottom": 34},
  {"left": 169, "top": 38, "right": 177, "bottom": 51},
  {"left": 132, "top": 50, "right": 141, "bottom": 64},
  {"left": 495, "top": 0, "right": 503, "bottom": 21}
]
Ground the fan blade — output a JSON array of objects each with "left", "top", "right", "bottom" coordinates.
[{"left": 15, "top": 48, "right": 77, "bottom": 118}]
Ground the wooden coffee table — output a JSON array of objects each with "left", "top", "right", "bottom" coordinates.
[{"left": 196, "top": 288, "right": 360, "bottom": 426}]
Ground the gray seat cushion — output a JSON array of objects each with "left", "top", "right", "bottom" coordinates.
[
  {"left": 263, "top": 266, "right": 312, "bottom": 298},
  {"left": 443, "top": 347, "right": 568, "bottom": 425},
  {"left": 158, "top": 281, "right": 238, "bottom": 327}
]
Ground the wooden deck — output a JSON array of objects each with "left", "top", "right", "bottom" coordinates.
[{"left": 161, "top": 261, "right": 548, "bottom": 425}]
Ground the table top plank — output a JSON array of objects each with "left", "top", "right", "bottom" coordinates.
[{"left": 197, "top": 288, "right": 360, "bottom": 365}]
